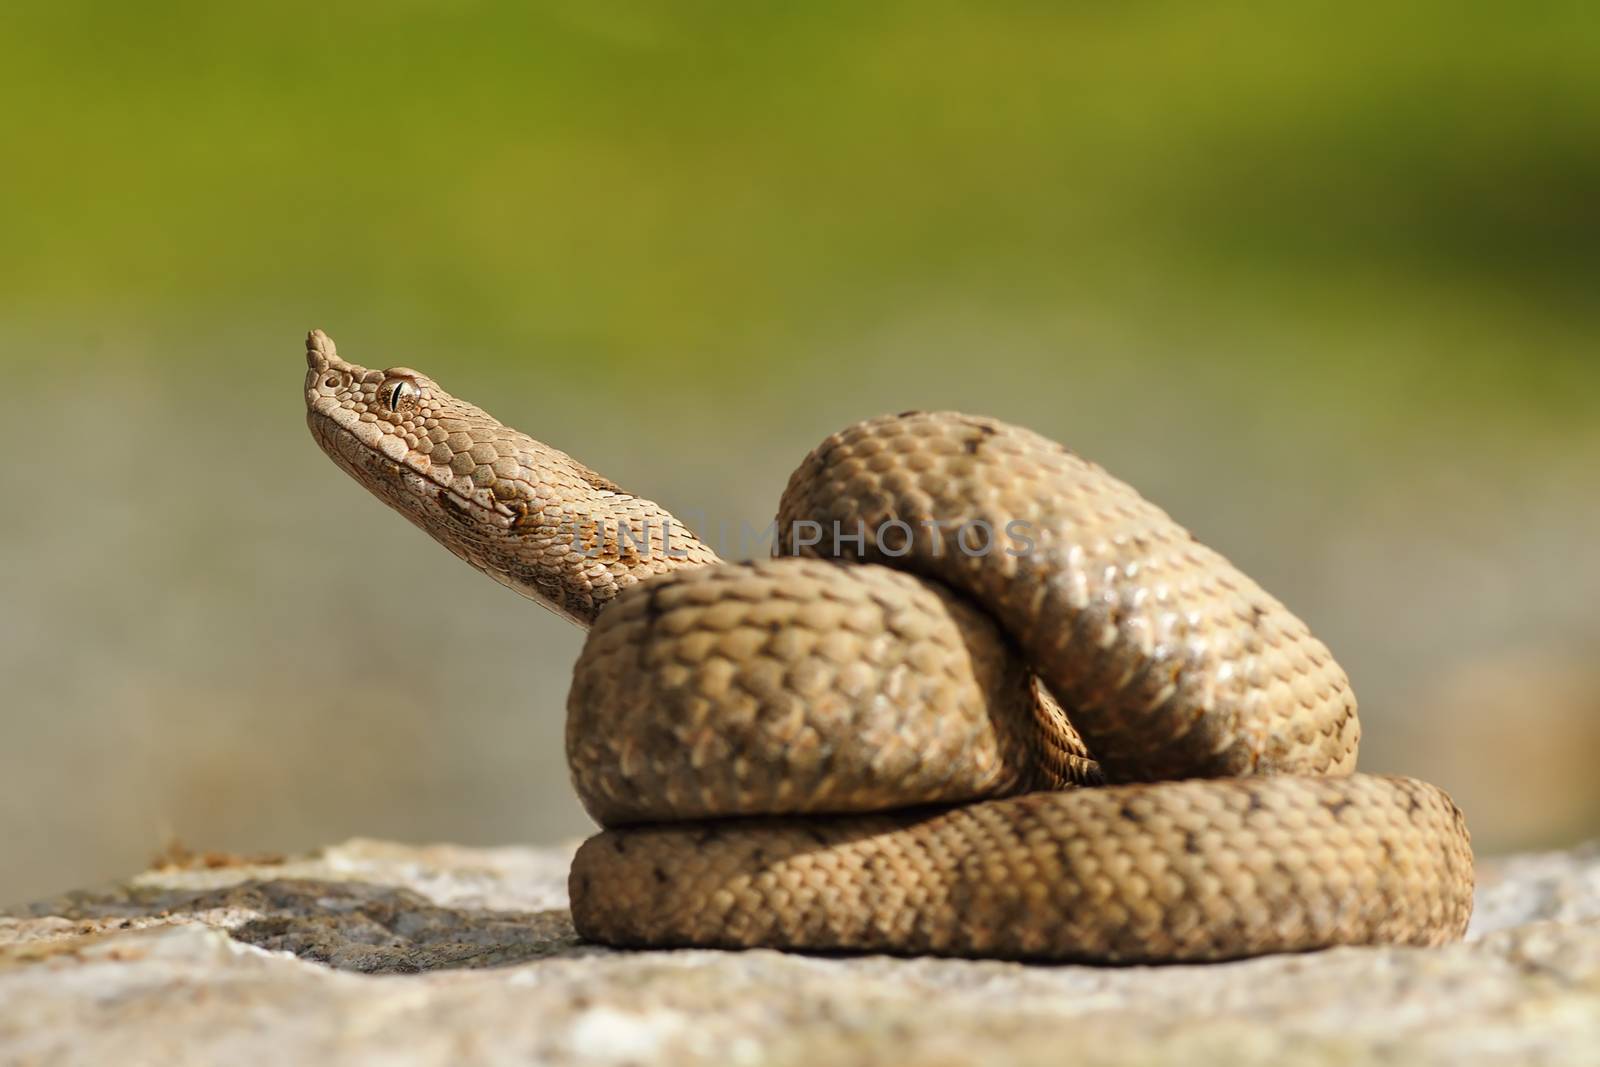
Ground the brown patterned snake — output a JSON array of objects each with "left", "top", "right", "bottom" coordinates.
[{"left": 304, "top": 329, "right": 1473, "bottom": 962}]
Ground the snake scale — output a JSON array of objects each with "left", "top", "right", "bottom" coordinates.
[{"left": 303, "top": 330, "right": 1473, "bottom": 963}]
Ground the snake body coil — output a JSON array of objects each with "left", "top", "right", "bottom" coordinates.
[{"left": 304, "top": 330, "right": 1473, "bottom": 962}]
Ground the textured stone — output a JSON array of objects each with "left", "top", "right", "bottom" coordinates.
[{"left": 3, "top": 838, "right": 1599, "bottom": 1066}]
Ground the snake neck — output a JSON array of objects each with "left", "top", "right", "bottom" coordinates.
[{"left": 303, "top": 330, "right": 720, "bottom": 626}]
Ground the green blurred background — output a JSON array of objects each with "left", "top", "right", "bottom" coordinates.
[{"left": 3, "top": 2, "right": 1597, "bottom": 905}]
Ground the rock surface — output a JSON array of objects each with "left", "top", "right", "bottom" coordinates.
[{"left": 3, "top": 838, "right": 1599, "bottom": 1066}]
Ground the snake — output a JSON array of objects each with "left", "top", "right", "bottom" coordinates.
[{"left": 303, "top": 329, "right": 1473, "bottom": 963}]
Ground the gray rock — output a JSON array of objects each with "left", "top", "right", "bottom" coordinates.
[{"left": 3, "top": 838, "right": 1599, "bottom": 1066}]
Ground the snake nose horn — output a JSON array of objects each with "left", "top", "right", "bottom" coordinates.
[{"left": 306, "top": 329, "right": 338, "bottom": 370}]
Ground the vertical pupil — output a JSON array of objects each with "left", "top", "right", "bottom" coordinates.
[{"left": 388, "top": 383, "right": 403, "bottom": 410}]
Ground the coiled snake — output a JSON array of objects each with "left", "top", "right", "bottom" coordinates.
[{"left": 303, "top": 330, "right": 1473, "bottom": 962}]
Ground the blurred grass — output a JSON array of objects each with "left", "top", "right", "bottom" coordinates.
[
  {"left": 2, "top": 2, "right": 1598, "bottom": 903},
  {"left": 2, "top": 3, "right": 1596, "bottom": 415}
]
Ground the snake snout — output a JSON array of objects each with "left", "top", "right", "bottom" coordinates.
[
  {"left": 303, "top": 330, "right": 365, "bottom": 415},
  {"left": 305, "top": 329, "right": 338, "bottom": 371}
]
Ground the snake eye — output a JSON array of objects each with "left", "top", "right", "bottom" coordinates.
[{"left": 384, "top": 379, "right": 419, "bottom": 412}]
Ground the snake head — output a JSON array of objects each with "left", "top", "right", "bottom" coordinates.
[
  {"left": 304, "top": 329, "right": 443, "bottom": 483},
  {"left": 303, "top": 329, "right": 713, "bottom": 625},
  {"left": 303, "top": 327, "right": 535, "bottom": 519},
  {"left": 303, "top": 327, "right": 547, "bottom": 589}
]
